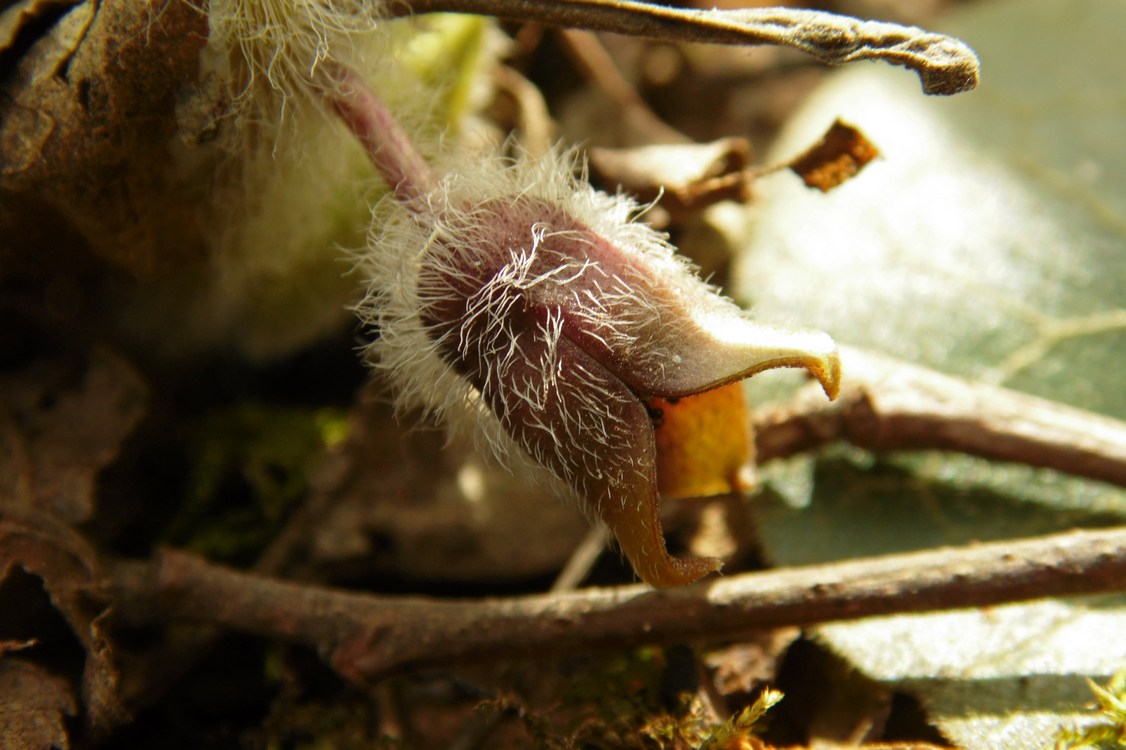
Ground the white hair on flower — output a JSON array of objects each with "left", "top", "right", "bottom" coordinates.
[
  {"left": 208, "top": 0, "right": 381, "bottom": 111},
  {"left": 356, "top": 143, "right": 708, "bottom": 476}
]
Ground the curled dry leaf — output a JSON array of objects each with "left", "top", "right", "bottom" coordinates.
[
  {"left": 400, "top": 2, "right": 980, "bottom": 96},
  {"left": 703, "top": 629, "right": 800, "bottom": 698},
  {"left": 785, "top": 118, "right": 880, "bottom": 192},
  {"left": 589, "top": 137, "right": 754, "bottom": 221},
  {"left": 0, "top": 0, "right": 208, "bottom": 277},
  {"left": 0, "top": 346, "right": 148, "bottom": 523},
  {"left": 0, "top": 0, "right": 80, "bottom": 53},
  {"left": 0, "top": 509, "right": 127, "bottom": 742}
]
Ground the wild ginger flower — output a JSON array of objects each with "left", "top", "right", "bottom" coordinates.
[{"left": 334, "top": 69, "right": 841, "bottom": 587}]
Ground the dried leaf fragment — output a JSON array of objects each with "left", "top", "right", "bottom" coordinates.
[
  {"left": 0, "top": 509, "right": 127, "bottom": 741},
  {"left": 787, "top": 119, "right": 879, "bottom": 192},
  {"left": 0, "top": 346, "right": 148, "bottom": 523},
  {"left": 0, "top": 0, "right": 81, "bottom": 55},
  {"left": 0, "top": 658, "right": 78, "bottom": 750},
  {"left": 0, "top": 0, "right": 209, "bottom": 277},
  {"left": 590, "top": 138, "right": 754, "bottom": 220}
]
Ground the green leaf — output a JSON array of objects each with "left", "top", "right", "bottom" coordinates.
[{"left": 731, "top": 0, "right": 1126, "bottom": 746}]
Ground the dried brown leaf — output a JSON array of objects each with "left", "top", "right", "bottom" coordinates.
[
  {"left": 0, "top": 346, "right": 147, "bottom": 522},
  {"left": 0, "top": 658, "right": 78, "bottom": 750},
  {"left": 786, "top": 119, "right": 880, "bottom": 192},
  {"left": 0, "top": 509, "right": 127, "bottom": 740},
  {"left": 590, "top": 138, "right": 753, "bottom": 220},
  {"left": 307, "top": 392, "right": 588, "bottom": 583},
  {"left": 703, "top": 629, "right": 799, "bottom": 699},
  {"left": 405, "top": 1, "right": 980, "bottom": 96},
  {"left": 0, "top": 0, "right": 81, "bottom": 53},
  {"left": 0, "top": 0, "right": 208, "bottom": 278}
]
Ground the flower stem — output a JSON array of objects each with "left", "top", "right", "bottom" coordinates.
[{"left": 327, "top": 65, "right": 438, "bottom": 205}]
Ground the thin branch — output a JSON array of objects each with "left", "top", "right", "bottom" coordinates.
[
  {"left": 755, "top": 346, "right": 1126, "bottom": 489},
  {"left": 394, "top": 0, "right": 979, "bottom": 95},
  {"left": 111, "top": 526, "right": 1126, "bottom": 685},
  {"left": 557, "top": 28, "right": 690, "bottom": 145}
]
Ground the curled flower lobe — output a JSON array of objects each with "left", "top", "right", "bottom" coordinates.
[{"left": 340, "top": 78, "right": 840, "bottom": 587}]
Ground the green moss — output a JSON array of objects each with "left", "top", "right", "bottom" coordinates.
[
  {"left": 161, "top": 403, "right": 347, "bottom": 564},
  {"left": 1055, "top": 670, "right": 1126, "bottom": 750},
  {"left": 540, "top": 648, "right": 781, "bottom": 749},
  {"left": 700, "top": 689, "right": 782, "bottom": 750}
]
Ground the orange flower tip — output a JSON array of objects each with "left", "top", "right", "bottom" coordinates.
[
  {"left": 644, "top": 553, "right": 724, "bottom": 589},
  {"left": 813, "top": 340, "right": 843, "bottom": 401}
]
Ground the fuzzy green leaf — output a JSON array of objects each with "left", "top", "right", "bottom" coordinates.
[{"left": 732, "top": 0, "right": 1126, "bottom": 747}]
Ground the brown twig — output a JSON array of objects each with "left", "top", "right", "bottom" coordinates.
[
  {"left": 395, "top": 0, "right": 979, "bottom": 95},
  {"left": 755, "top": 346, "right": 1126, "bottom": 489},
  {"left": 556, "top": 28, "right": 690, "bottom": 145},
  {"left": 111, "top": 526, "right": 1126, "bottom": 685}
]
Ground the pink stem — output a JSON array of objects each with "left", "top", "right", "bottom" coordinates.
[{"left": 328, "top": 66, "right": 438, "bottom": 206}]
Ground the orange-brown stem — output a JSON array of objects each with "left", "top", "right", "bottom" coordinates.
[{"left": 597, "top": 490, "right": 721, "bottom": 588}]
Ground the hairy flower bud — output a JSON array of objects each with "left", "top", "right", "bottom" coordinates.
[{"left": 339, "top": 73, "right": 840, "bottom": 587}]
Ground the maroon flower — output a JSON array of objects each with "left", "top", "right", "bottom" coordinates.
[{"left": 337, "top": 71, "right": 840, "bottom": 587}]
